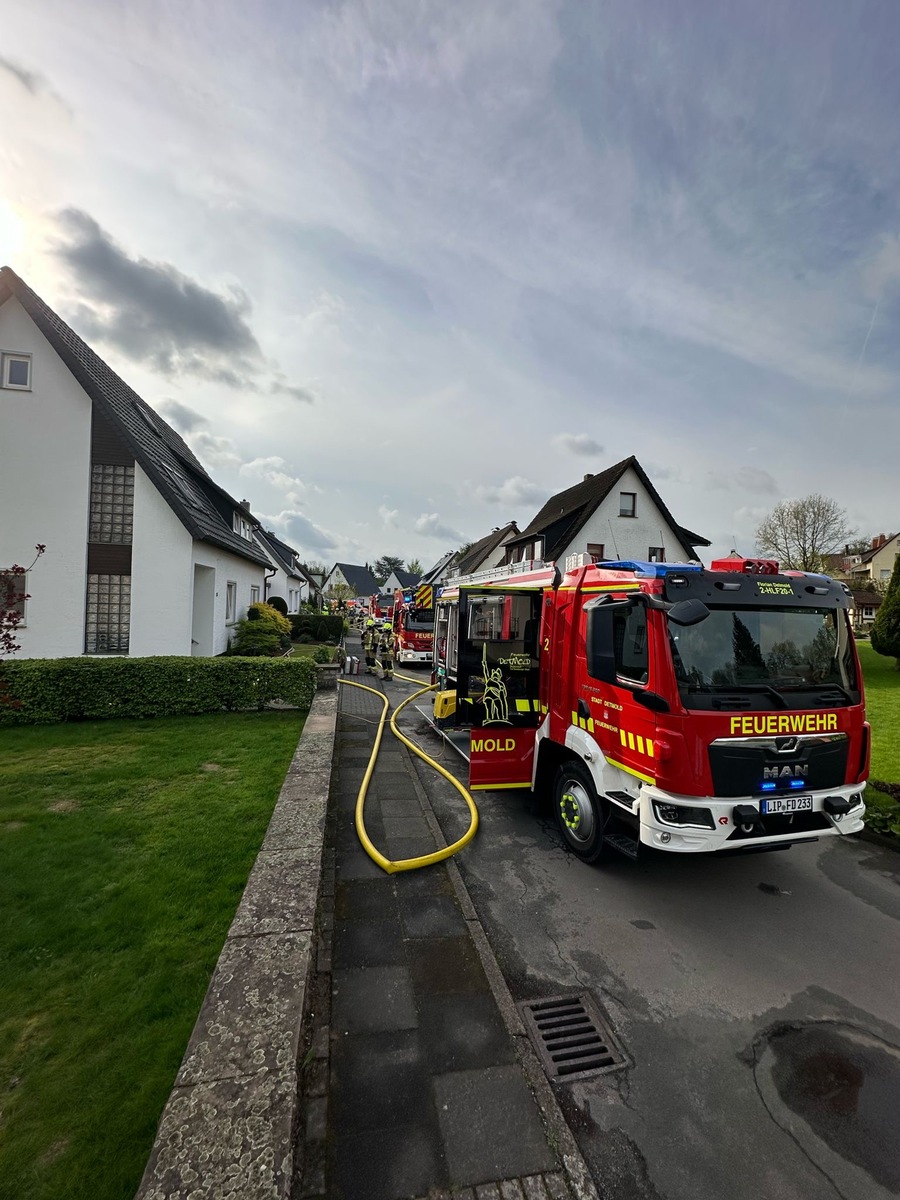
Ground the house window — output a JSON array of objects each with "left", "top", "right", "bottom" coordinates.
[
  {"left": 232, "top": 511, "right": 252, "bottom": 540},
  {"left": 85, "top": 574, "right": 130, "bottom": 653},
  {"left": 90, "top": 464, "right": 135, "bottom": 543},
  {"left": 880, "top": 569, "right": 891, "bottom": 580},
  {"left": 225, "top": 581, "right": 237, "bottom": 623},
  {"left": 250, "top": 585, "right": 260, "bottom": 604},
  {"left": 619, "top": 492, "right": 637, "bottom": 518},
  {"left": 587, "top": 543, "right": 605, "bottom": 563},
  {"left": 1, "top": 570, "right": 28, "bottom": 623},
  {"left": 863, "top": 607, "right": 874, "bottom": 619},
  {"left": 2, "top": 353, "right": 31, "bottom": 390},
  {"left": 648, "top": 546, "right": 665, "bottom": 562}
]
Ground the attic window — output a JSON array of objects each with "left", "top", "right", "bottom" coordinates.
[
  {"left": 2, "top": 353, "right": 31, "bottom": 390},
  {"left": 619, "top": 492, "right": 637, "bottom": 518},
  {"left": 159, "top": 463, "right": 208, "bottom": 513},
  {"left": 134, "top": 401, "right": 160, "bottom": 434}
]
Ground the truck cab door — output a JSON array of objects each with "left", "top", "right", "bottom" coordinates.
[{"left": 457, "top": 587, "right": 544, "bottom": 789}]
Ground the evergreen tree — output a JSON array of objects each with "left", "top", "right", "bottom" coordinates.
[{"left": 870, "top": 553, "right": 900, "bottom": 668}]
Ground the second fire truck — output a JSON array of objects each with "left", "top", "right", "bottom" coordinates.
[
  {"left": 393, "top": 585, "right": 435, "bottom": 665},
  {"left": 431, "top": 555, "right": 868, "bottom": 862}
]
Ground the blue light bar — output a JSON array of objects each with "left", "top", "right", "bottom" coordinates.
[
  {"left": 597, "top": 560, "right": 703, "bottom": 578},
  {"left": 789, "top": 779, "right": 806, "bottom": 788},
  {"left": 761, "top": 782, "right": 777, "bottom": 791}
]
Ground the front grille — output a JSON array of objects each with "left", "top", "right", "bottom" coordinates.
[
  {"left": 520, "top": 994, "right": 627, "bottom": 1081},
  {"left": 709, "top": 735, "right": 848, "bottom": 797}
]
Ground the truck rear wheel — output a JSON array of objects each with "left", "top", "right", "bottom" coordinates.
[{"left": 553, "top": 760, "right": 608, "bottom": 863}]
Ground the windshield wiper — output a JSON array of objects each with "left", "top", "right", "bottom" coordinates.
[
  {"left": 685, "top": 683, "right": 789, "bottom": 709},
  {"left": 776, "top": 682, "right": 854, "bottom": 705}
]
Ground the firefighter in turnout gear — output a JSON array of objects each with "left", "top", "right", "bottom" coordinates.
[
  {"left": 378, "top": 620, "right": 394, "bottom": 681},
  {"left": 362, "top": 618, "right": 378, "bottom": 675}
]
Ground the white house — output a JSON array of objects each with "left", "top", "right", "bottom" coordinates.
[
  {"left": 503, "top": 456, "right": 709, "bottom": 568},
  {"left": 850, "top": 533, "right": 899, "bottom": 587},
  {"left": 382, "top": 567, "right": 420, "bottom": 594},
  {"left": 322, "top": 562, "right": 379, "bottom": 599},
  {"left": 253, "top": 526, "right": 313, "bottom": 614},
  {"left": 0, "top": 267, "right": 271, "bottom": 658}
]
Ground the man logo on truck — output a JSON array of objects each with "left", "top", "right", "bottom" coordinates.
[{"left": 763, "top": 764, "right": 809, "bottom": 780}]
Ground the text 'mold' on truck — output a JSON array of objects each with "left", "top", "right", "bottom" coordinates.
[
  {"left": 431, "top": 556, "right": 868, "bottom": 863},
  {"left": 393, "top": 584, "right": 435, "bottom": 665}
]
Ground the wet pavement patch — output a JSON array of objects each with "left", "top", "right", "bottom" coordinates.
[{"left": 768, "top": 1024, "right": 900, "bottom": 1192}]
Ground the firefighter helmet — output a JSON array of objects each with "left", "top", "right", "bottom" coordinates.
[
  {"left": 382, "top": 619, "right": 391, "bottom": 629},
  {"left": 366, "top": 617, "right": 375, "bottom": 627}
]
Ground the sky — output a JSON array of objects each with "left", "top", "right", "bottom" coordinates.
[{"left": 2, "top": 0, "right": 898, "bottom": 571}]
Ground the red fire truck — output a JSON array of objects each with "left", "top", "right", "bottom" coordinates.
[
  {"left": 393, "top": 585, "right": 435, "bottom": 665},
  {"left": 432, "top": 556, "right": 868, "bottom": 862}
]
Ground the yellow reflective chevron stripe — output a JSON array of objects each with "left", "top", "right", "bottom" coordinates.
[
  {"left": 515, "top": 698, "right": 542, "bottom": 713},
  {"left": 620, "top": 728, "right": 654, "bottom": 759}
]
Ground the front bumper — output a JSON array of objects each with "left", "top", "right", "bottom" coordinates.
[
  {"left": 637, "top": 783, "right": 866, "bottom": 853},
  {"left": 398, "top": 649, "right": 431, "bottom": 664}
]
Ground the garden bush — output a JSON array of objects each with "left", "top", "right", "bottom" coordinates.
[
  {"left": 246, "top": 601, "right": 292, "bottom": 635},
  {"left": 290, "top": 613, "right": 344, "bottom": 642},
  {"left": 0, "top": 656, "right": 317, "bottom": 726},
  {"left": 231, "top": 620, "right": 282, "bottom": 656},
  {"left": 312, "top": 646, "right": 333, "bottom": 664}
]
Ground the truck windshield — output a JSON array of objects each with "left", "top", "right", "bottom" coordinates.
[
  {"left": 668, "top": 606, "right": 857, "bottom": 704},
  {"left": 404, "top": 610, "right": 434, "bottom": 631}
]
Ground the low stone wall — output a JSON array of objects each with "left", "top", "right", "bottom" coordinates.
[{"left": 136, "top": 691, "right": 337, "bottom": 1200}]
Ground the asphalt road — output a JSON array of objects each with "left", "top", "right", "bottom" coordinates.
[{"left": 398, "top": 703, "right": 900, "bottom": 1200}]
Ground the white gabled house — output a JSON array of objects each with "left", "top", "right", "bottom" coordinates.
[
  {"left": 0, "top": 266, "right": 271, "bottom": 658},
  {"left": 503, "top": 456, "right": 710, "bottom": 568},
  {"left": 253, "top": 526, "right": 312, "bottom": 614}
]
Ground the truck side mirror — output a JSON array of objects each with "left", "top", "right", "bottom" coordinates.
[
  {"left": 666, "top": 598, "right": 709, "bottom": 626},
  {"left": 585, "top": 598, "right": 633, "bottom": 682}
]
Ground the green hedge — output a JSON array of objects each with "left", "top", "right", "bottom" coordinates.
[
  {"left": 0, "top": 656, "right": 317, "bottom": 726},
  {"left": 290, "top": 613, "right": 345, "bottom": 641}
]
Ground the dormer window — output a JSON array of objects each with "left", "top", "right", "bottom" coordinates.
[
  {"left": 233, "top": 511, "right": 252, "bottom": 540},
  {"left": 2, "top": 353, "right": 31, "bottom": 390}
]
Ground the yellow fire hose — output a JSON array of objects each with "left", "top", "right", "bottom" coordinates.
[{"left": 338, "top": 673, "right": 479, "bottom": 873}]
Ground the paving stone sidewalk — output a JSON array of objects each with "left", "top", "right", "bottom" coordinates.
[{"left": 296, "top": 654, "right": 578, "bottom": 1200}]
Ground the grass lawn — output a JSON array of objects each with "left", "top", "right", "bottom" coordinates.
[
  {"left": 0, "top": 710, "right": 305, "bottom": 1200},
  {"left": 857, "top": 640, "right": 900, "bottom": 835}
]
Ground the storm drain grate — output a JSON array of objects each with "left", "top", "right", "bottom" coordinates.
[{"left": 520, "top": 993, "right": 628, "bottom": 1081}]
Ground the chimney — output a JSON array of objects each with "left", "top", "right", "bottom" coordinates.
[
  {"left": 240, "top": 499, "right": 251, "bottom": 511},
  {"left": 584, "top": 473, "right": 593, "bottom": 481}
]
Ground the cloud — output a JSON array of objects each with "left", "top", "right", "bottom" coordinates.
[
  {"left": 474, "top": 476, "right": 546, "bottom": 506},
  {"left": 240, "top": 456, "right": 308, "bottom": 507},
  {"left": 0, "top": 56, "right": 42, "bottom": 94},
  {"left": 552, "top": 432, "right": 603, "bottom": 456},
  {"left": 270, "top": 372, "right": 317, "bottom": 403},
  {"left": 414, "top": 513, "right": 464, "bottom": 541},
  {"left": 379, "top": 505, "right": 399, "bottom": 526},
  {"left": 54, "top": 209, "right": 261, "bottom": 382},
  {"left": 188, "top": 430, "right": 242, "bottom": 470},
  {"left": 157, "top": 399, "right": 208, "bottom": 433},
  {"left": 258, "top": 510, "right": 338, "bottom": 552},
  {"left": 706, "top": 467, "right": 778, "bottom": 495}
]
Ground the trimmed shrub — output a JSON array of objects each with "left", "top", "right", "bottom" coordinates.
[
  {"left": 0, "top": 656, "right": 317, "bottom": 726},
  {"left": 247, "top": 601, "right": 291, "bottom": 636},
  {"left": 290, "top": 613, "right": 344, "bottom": 642},
  {"left": 231, "top": 620, "right": 282, "bottom": 656},
  {"left": 312, "top": 646, "right": 333, "bottom": 664},
  {"left": 871, "top": 554, "right": 900, "bottom": 667},
  {"left": 269, "top": 595, "right": 289, "bottom": 616}
]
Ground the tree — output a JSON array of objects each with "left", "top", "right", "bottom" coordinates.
[
  {"left": 373, "top": 555, "right": 404, "bottom": 584},
  {"left": 870, "top": 553, "right": 900, "bottom": 669},
  {"left": 405, "top": 558, "right": 423, "bottom": 576},
  {"left": 755, "top": 496, "right": 855, "bottom": 572},
  {"left": 326, "top": 582, "right": 357, "bottom": 605}
]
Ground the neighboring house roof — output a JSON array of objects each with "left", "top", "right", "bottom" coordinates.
[
  {"left": 295, "top": 563, "right": 321, "bottom": 592},
  {"left": 0, "top": 266, "right": 270, "bottom": 568},
  {"left": 328, "top": 563, "right": 379, "bottom": 596},
  {"left": 850, "top": 591, "right": 883, "bottom": 607},
  {"left": 455, "top": 522, "right": 520, "bottom": 576},
  {"left": 255, "top": 528, "right": 305, "bottom": 579},
  {"left": 420, "top": 551, "right": 459, "bottom": 585},
  {"left": 856, "top": 532, "right": 899, "bottom": 564},
  {"left": 391, "top": 568, "right": 421, "bottom": 589},
  {"left": 505, "top": 456, "right": 710, "bottom": 563}
]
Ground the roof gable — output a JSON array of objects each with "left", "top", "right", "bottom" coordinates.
[
  {"left": 507, "top": 456, "right": 709, "bottom": 561},
  {"left": 328, "top": 563, "right": 379, "bottom": 595},
  {"left": 455, "top": 522, "right": 519, "bottom": 575},
  {"left": 0, "top": 266, "right": 270, "bottom": 568}
]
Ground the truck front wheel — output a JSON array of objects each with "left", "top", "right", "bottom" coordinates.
[{"left": 553, "top": 760, "right": 608, "bottom": 863}]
